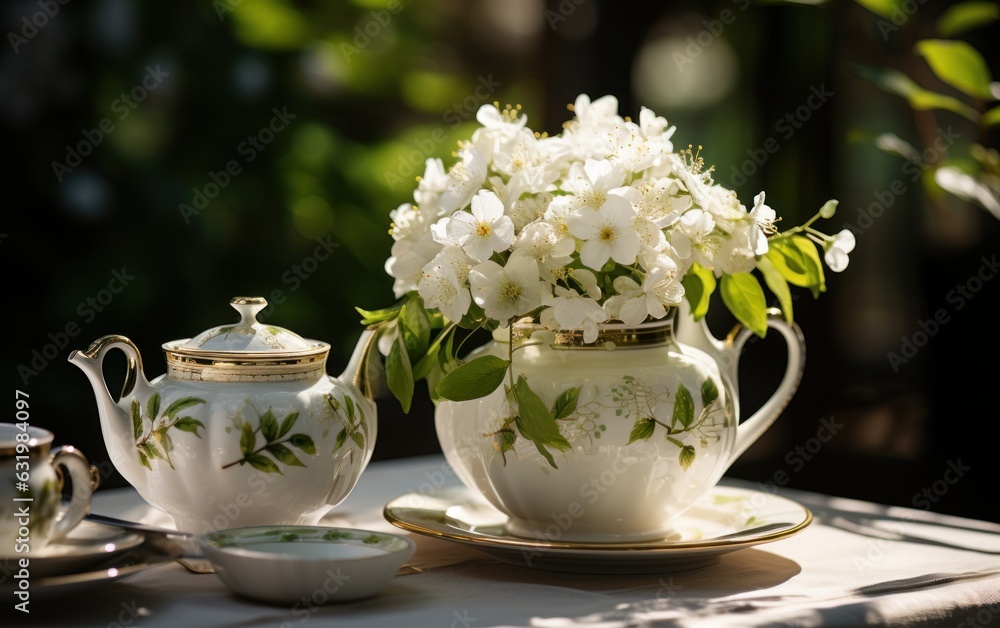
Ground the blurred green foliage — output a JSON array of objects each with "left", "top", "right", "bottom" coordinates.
[{"left": 853, "top": 0, "right": 1000, "bottom": 235}]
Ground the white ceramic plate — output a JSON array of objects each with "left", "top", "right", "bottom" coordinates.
[
  {"left": 0, "top": 520, "right": 145, "bottom": 579},
  {"left": 0, "top": 520, "right": 177, "bottom": 597},
  {"left": 384, "top": 484, "right": 812, "bottom": 574}
]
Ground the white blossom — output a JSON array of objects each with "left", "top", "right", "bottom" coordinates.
[
  {"left": 413, "top": 158, "right": 450, "bottom": 212},
  {"left": 543, "top": 287, "right": 608, "bottom": 343},
  {"left": 670, "top": 209, "right": 718, "bottom": 270},
  {"left": 468, "top": 257, "right": 548, "bottom": 322},
  {"left": 384, "top": 231, "right": 442, "bottom": 299},
  {"left": 418, "top": 247, "right": 474, "bottom": 323},
  {"left": 568, "top": 194, "right": 640, "bottom": 270},
  {"left": 824, "top": 229, "right": 856, "bottom": 272},
  {"left": 612, "top": 260, "right": 684, "bottom": 326},
  {"left": 747, "top": 191, "right": 776, "bottom": 256},
  {"left": 510, "top": 220, "right": 574, "bottom": 278},
  {"left": 438, "top": 149, "right": 488, "bottom": 213},
  {"left": 438, "top": 190, "right": 515, "bottom": 262},
  {"left": 378, "top": 93, "right": 850, "bottom": 340}
]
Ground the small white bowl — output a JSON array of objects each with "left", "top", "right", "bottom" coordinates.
[{"left": 196, "top": 525, "right": 415, "bottom": 605}]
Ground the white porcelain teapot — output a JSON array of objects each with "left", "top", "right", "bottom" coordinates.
[
  {"left": 69, "top": 297, "right": 377, "bottom": 535},
  {"left": 435, "top": 302, "right": 805, "bottom": 543}
]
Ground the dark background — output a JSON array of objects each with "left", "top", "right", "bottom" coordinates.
[{"left": 3, "top": 0, "right": 998, "bottom": 523}]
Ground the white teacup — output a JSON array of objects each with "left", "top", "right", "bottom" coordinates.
[{"left": 0, "top": 424, "right": 99, "bottom": 555}]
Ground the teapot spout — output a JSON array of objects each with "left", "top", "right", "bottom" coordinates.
[
  {"left": 68, "top": 335, "right": 152, "bottom": 486},
  {"left": 340, "top": 326, "right": 380, "bottom": 401}
]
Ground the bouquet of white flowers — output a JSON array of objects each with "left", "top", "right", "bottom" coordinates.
[{"left": 359, "top": 94, "right": 854, "bottom": 414}]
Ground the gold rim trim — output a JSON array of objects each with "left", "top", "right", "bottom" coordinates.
[
  {"left": 0, "top": 443, "right": 51, "bottom": 458},
  {"left": 384, "top": 494, "right": 813, "bottom": 553},
  {"left": 0, "top": 428, "right": 53, "bottom": 458},
  {"left": 230, "top": 296, "right": 267, "bottom": 306},
  {"left": 511, "top": 320, "right": 675, "bottom": 350},
  {"left": 163, "top": 341, "right": 330, "bottom": 382}
]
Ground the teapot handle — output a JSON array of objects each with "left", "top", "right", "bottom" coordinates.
[{"left": 725, "top": 308, "right": 806, "bottom": 464}]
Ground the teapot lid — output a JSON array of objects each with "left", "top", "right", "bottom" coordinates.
[
  {"left": 162, "top": 297, "right": 329, "bottom": 383},
  {"left": 181, "top": 297, "right": 314, "bottom": 352}
]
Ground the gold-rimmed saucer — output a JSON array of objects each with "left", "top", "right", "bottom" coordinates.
[{"left": 384, "top": 483, "right": 812, "bottom": 574}]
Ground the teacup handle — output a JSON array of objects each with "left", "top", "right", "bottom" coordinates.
[
  {"left": 49, "top": 447, "right": 99, "bottom": 541},
  {"left": 726, "top": 308, "right": 806, "bottom": 463}
]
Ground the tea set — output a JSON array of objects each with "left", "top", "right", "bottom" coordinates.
[{"left": 1, "top": 296, "right": 811, "bottom": 604}]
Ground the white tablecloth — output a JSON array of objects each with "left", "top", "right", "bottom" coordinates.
[{"left": 8, "top": 454, "right": 1000, "bottom": 627}]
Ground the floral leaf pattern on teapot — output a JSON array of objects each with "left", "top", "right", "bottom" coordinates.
[
  {"left": 486, "top": 374, "right": 726, "bottom": 472},
  {"left": 327, "top": 393, "right": 369, "bottom": 454},
  {"left": 131, "top": 393, "right": 206, "bottom": 470},
  {"left": 613, "top": 375, "right": 724, "bottom": 470},
  {"left": 222, "top": 407, "right": 316, "bottom": 474}
]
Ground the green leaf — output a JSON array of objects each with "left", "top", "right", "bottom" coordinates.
[
  {"left": 400, "top": 300, "right": 431, "bottom": 360},
  {"left": 529, "top": 438, "right": 558, "bottom": 469},
  {"left": 720, "top": 273, "right": 768, "bottom": 338},
  {"left": 412, "top": 341, "right": 441, "bottom": 381},
  {"left": 856, "top": 66, "right": 980, "bottom": 120},
  {"left": 247, "top": 454, "right": 282, "bottom": 475},
  {"left": 386, "top": 334, "right": 414, "bottom": 413},
  {"left": 681, "top": 262, "right": 716, "bottom": 321},
  {"left": 982, "top": 106, "right": 1000, "bottom": 127},
  {"left": 457, "top": 301, "right": 487, "bottom": 330},
  {"left": 138, "top": 451, "right": 151, "bottom": 470},
  {"left": 874, "top": 132, "right": 922, "bottom": 162},
  {"left": 289, "top": 434, "right": 316, "bottom": 455},
  {"left": 679, "top": 445, "right": 696, "bottom": 471},
  {"left": 174, "top": 417, "right": 206, "bottom": 436},
  {"left": 355, "top": 302, "right": 403, "bottom": 326},
  {"left": 335, "top": 428, "right": 348, "bottom": 451},
  {"left": 277, "top": 412, "right": 298, "bottom": 439},
  {"left": 350, "top": 431, "right": 364, "bottom": 448},
  {"left": 701, "top": 378, "right": 719, "bottom": 407},
  {"left": 766, "top": 236, "right": 826, "bottom": 297},
  {"left": 513, "top": 375, "right": 571, "bottom": 452},
  {"left": 240, "top": 422, "right": 256, "bottom": 457},
  {"left": 267, "top": 443, "right": 306, "bottom": 467},
  {"left": 933, "top": 166, "right": 1000, "bottom": 216},
  {"left": 155, "top": 430, "right": 174, "bottom": 453},
  {"left": 164, "top": 397, "right": 206, "bottom": 420},
  {"left": 131, "top": 399, "right": 142, "bottom": 440},
  {"left": 627, "top": 418, "right": 656, "bottom": 444},
  {"left": 937, "top": 2, "right": 999, "bottom": 36},
  {"left": 344, "top": 395, "right": 356, "bottom": 422},
  {"left": 142, "top": 441, "right": 162, "bottom": 462},
  {"left": 855, "top": 0, "right": 903, "bottom": 19},
  {"left": 497, "top": 429, "right": 516, "bottom": 453},
  {"left": 551, "top": 386, "right": 582, "bottom": 420},
  {"left": 673, "top": 384, "right": 695, "bottom": 428},
  {"left": 915, "top": 39, "right": 993, "bottom": 100},
  {"left": 757, "top": 255, "right": 794, "bottom": 323},
  {"left": 435, "top": 355, "right": 510, "bottom": 402},
  {"left": 147, "top": 393, "right": 161, "bottom": 420},
  {"left": 260, "top": 408, "right": 278, "bottom": 442}
]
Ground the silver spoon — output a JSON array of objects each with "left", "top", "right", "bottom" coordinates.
[{"left": 84, "top": 512, "right": 214, "bottom": 574}]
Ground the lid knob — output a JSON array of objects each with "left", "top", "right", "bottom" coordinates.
[{"left": 230, "top": 297, "right": 268, "bottom": 327}]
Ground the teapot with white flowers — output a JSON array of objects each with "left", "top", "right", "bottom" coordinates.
[{"left": 360, "top": 94, "right": 856, "bottom": 542}]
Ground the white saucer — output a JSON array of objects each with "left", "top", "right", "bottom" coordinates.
[
  {"left": 0, "top": 520, "right": 176, "bottom": 595},
  {"left": 384, "top": 484, "right": 812, "bottom": 574},
  {"left": 0, "top": 521, "right": 145, "bottom": 578}
]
